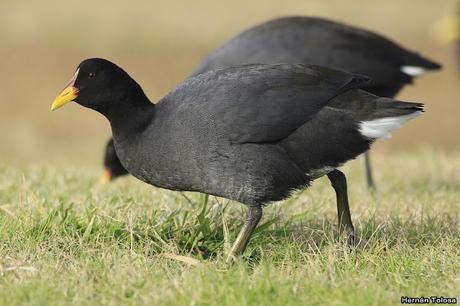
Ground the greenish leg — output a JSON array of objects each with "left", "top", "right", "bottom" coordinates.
[
  {"left": 226, "top": 206, "right": 263, "bottom": 263},
  {"left": 327, "top": 169, "right": 356, "bottom": 246},
  {"left": 199, "top": 193, "right": 209, "bottom": 209},
  {"left": 364, "top": 151, "right": 376, "bottom": 189}
]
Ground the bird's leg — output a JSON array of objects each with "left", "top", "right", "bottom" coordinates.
[
  {"left": 226, "top": 205, "right": 263, "bottom": 263},
  {"left": 327, "top": 169, "right": 356, "bottom": 246},
  {"left": 364, "top": 151, "right": 376, "bottom": 189}
]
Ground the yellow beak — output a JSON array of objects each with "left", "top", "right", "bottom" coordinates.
[
  {"left": 51, "top": 86, "right": 78, "bottom": 110},
  {"left": 101, "top": 169, "right": 113, "bottom": 184},
  {"left": 51, "top": 67, "right": 80, "bottom": 111}
]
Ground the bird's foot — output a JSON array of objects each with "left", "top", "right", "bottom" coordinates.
[
  {"left": 339, "top": 227, "right": 357, "bottom": 248},
  {"left": 345, "top": 230, "right": 373, "bottom": 249},
  {"left": 347, "top": 231, "right": 357, "bottom": 248},
  {"left": 225, "top": 253, "right": 238, "bottom": 265}
]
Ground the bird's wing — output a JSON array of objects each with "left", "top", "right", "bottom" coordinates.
[
  {"left": 161, "top": 63, "right": 368, "bottom": 144},
  {"left": 191, "top": 17, "right": 440, "bottom": 87}
]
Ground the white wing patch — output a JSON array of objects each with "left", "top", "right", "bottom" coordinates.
[
  {"left": 401, "top": 66, "right": 427, "bottom": 76},
  {"left": 359, "top": 111, "right": 422, "bottom": 139}
]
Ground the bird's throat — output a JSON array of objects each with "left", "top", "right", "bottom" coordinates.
[{"left": 107, "top": 98, "right": 155, "bottom": 143}]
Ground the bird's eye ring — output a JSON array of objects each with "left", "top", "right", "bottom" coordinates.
[{"left": 88, "top": 72, "right": 96, "bottom": 79}]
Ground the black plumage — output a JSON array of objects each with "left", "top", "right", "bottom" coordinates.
[
  {"left": 193, "top": 16, "right": 441, "bottom": 95},
  {"left": 103, "top": 139, "right": 128, "bottom": 181},
  {"left": 53, "top": 59, "right": 423, "bottom": 259},
  {"left": 102, "top": 16, "right": 440, "bottom": 186}
]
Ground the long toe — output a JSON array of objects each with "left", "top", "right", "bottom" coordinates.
[
  {"left": 347, "top": 231, "right": 357, "bottom": 248},
  {"left": 338, "top": 226, "right": 357, "bottom": 248}
]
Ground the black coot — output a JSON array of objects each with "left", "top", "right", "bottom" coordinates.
[
  {"left": 103, "top": 17, "right": 440, "bottom": 187},
  {"left": 52, "top": 59, "right": 423, "bottom": 260},
  {"left": 102, "top": 139, "right": 128, "bottom": 182}
]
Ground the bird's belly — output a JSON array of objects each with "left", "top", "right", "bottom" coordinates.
[{"left": 118, "top": 136, "right": 310, "bottom": 205}]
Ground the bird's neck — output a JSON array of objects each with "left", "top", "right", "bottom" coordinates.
[{"left": 104, "top": 93, "right": 156, "bottom": 144}]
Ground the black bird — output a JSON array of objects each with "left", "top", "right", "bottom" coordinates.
[
  {"left": 101, "top": 17, "right": 440, "bottom": 186},
  {"left": 102, "top": 139, "right": 128, "bottom": 182},
  {"left": 193, "top": 17, "right": 440, "bottom": 188},
  {"left": 101, "top": 17, "right": 441, "bottom": 187},
  {"left": 52, "top": 59, "right": 423, "bottom": 261}
]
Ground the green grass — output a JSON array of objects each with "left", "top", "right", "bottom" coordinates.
[{"left": 1, "top": 148, "right": 460, "bottom": 305}]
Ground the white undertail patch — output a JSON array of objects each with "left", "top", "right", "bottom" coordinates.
[
  {"left": 309, "top": 166, "right": 335, "bottom": 180},
  {"left": 359, "top": 111, "right": 422, "bottom": 139},
  {"left": 401, "top": 66, "right": 427, "bottom": 76}
]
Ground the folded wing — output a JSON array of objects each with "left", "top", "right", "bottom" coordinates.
[{"left": 161, "top": 63, "right": 369, "bottom": 144}]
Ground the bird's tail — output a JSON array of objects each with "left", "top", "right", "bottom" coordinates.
[
  {"left": 328, "top": 89, "right": 424, "bottom": 139},
  {"left": 400, "top": 52, "right": 442, "bottom": 76}
]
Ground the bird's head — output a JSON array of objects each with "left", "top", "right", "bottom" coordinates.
[
  {"left": 51, "top": 58, "right": 145, "bottom": 114},
  {"left": 101, "top": 138, "right": 128, "bottom": 183}
]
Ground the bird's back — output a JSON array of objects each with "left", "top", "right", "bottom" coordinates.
[
  {"left": 192, "top": 16, "right": 441, "bottom": 97},
  {"left": 117, "top": 64, "right": 395, "bottom": 205}
]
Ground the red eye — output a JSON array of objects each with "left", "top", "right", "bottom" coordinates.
[{"left": 88, "top": 72, "right": 96, "bottom": 79}]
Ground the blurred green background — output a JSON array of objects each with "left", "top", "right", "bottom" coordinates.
[{"left": 1, "top": 0, "right": 458, "bottom": 166}]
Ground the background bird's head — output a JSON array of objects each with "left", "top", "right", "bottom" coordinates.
[{"left": 102, "top": 138, "right": 128, "bottom": 183}]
